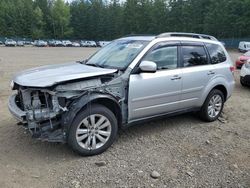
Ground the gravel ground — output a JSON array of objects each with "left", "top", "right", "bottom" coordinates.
[{"left": 0, "top": 47, "right": 249, "bottom": 188}]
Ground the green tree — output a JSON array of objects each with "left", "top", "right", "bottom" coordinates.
[
  {"left": 51, "top": 0, "right": 72, "bottom": 38},
  {"left": 32, "top": 7, "right": 45, "bottom": 39}
]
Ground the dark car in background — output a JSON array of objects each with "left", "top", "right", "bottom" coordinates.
[
  {"left": 54, "top": 40, "right": 64, "bottom": 47},
  {"left": 48, "top": 40, "right": 56, "bottom": 47}
]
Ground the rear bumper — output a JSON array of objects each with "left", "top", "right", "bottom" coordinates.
[{"left": 8, "top": 94, "right": 26, "bottom": 123}]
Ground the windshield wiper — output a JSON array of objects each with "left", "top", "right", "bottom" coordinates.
[
  {"left": 86, "top": 63, "right": 104, "bottom": 68},
  {"left": 159, "top": 67, "right": 169, "bottom": 70},
  {"left": 77, "top": 59, "right": 88, "bottom": 64}
]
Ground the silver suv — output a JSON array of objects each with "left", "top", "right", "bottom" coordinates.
[{"left": 8, "top": 33, "right": 235, "bottom": 156}]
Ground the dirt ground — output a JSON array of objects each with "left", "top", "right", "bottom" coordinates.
[{"left": 0, "top": 47, "right": 249, "bottom": 188}]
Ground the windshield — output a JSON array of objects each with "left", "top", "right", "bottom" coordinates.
[{"left": 86, "top": 40, "right": 149, "bottom": 70}]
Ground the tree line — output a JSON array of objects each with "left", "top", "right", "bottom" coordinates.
[{"left": 0, "top": 0, "right": 249, "bottom": 40}]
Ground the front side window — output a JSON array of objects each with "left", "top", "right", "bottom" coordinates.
[
  {"left": 205, "top": 43, "right": 227, "bottom": 64},
  {"left": 143, "top": 46, "right": 178, "bottom": 70},
  {"left": 182, "top": 46, "right": 208, "bottom": 67}
]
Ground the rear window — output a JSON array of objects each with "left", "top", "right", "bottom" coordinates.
[{"left": 205, "top": 43, "right": 227, "bottom": 64}]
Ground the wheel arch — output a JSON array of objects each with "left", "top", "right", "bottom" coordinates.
[
  {"left": 212, "top": 84, "right": 227, "bottom": 101},
  {"left": 61, "top": 93, "right": 122, "bottom": 134}
]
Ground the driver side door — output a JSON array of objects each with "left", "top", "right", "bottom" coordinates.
[{"left": 128, "top": 42, "right": 182, "bottom": 122}]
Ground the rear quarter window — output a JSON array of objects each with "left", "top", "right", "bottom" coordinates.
[{"left": 205, "top": 43, "right": 227, "bottom": 64}]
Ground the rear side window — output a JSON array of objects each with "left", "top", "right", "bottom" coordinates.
[
  {"left": 205, "top": 43, "right": 227, "bottom": 64},
  {"left": 181, "top": 46, "right": 208, "bottom": 67}
]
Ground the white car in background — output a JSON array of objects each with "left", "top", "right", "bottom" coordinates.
[
  {"left": 99, "top": 41, "right": 110, "bottom": 47},
  {"left": 238, "top": 41, "right": 250, "bottom": 52},
  {"left": 34, "top": 40, "right": 47, "bottom": 47},
  {"left": 240, "top": 59, "right": 250, "bottom": 86},
  {"left": 72, "top": 42, "right": 80, "bottom": 47},
  {"left": 80, "top": 40, "right": 97, "bottom": 47},
  {"left": 5, "top": 39, "right": 17, "bottom": 46},
  {"left": 62, "top": 40, "right": 72, "bottom": 47}
]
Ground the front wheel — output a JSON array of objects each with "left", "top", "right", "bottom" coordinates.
[
  {"left": 68, "top": 104, "right": 118, "bottom": 156},
  {"left": 200, "top": 89, "right": 225, "bottom": 122}
]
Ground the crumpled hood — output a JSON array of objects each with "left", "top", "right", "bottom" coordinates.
[{"left": 13, "top": 62, "right": 117, "bottom": 87}]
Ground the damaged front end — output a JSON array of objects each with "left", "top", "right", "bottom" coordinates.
[
  {"left": 9, "top": 87, "right": 68, "bottom": 142},
  {"left": 8, "top": 73, "right": 127, "bottom": 143}
]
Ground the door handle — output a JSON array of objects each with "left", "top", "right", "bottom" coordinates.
[
  {"left": 171, "top": 75, "right": 182, "bottom": 80},
  {"left": 207, "top": 71, "right": 215, "bottom": 75}
]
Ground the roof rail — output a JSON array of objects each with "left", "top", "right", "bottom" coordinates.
[
  {"left": 122, "top": 34, "right": 155, "bottom": 38},
  {"left": 156, "top": 32, "right": 218, "bottom": 41}
]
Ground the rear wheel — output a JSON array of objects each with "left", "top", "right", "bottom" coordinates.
[
  {"left": 68, "top": 104, "right": 118, "bottom": 156},
  {"left": 200, "top": 89, "right": 224, "bottom": 122}
]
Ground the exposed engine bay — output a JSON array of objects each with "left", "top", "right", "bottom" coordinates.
[{"left": 10, "top": 71, "right": 128, "bottom": 142}]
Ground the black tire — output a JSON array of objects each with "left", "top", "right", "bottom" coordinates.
[
  {"left": 67, "top": 104, "right": 118, "bottom": 156},
  {"left": 199, "top": 89, "right": 225, "bottom": 122},
  {"left": 240, "top": 77, "right": 247, "bottom": 87}
]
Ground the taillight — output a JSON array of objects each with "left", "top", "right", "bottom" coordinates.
[{"left": 230, "top": 66, "right": 235, "bottom": 73}]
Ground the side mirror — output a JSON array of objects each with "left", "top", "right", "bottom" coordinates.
[{"left": 139, "top": 61, "right": 157, "bottom": 73}]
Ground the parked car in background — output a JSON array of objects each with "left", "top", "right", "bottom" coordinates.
[
  {"left": 238, "top": 41, "right": 250, "bottom": 52},
  {"left": 235, "top": 51, "right": 250, "bottom": 69},
  {"left": 72, "top": 42, "right": 80, "bottom": 47},
  {"left": 98, "top": 41, "right": 111, "bottom": 47},
  {"left": 24, "top": 41, "right": 32, "bottom": 45},
  {"left": 80, "top": 40, "right": 97, "bottom": 47},
  {"left": 17, "top": 41, "right": 25, "bottom": 47},
  {"left": 80, "top": 40, "right": 89, "bottom": 47},
  {"left": 5, "top": 39, "right": 17, "bottom": 47},
  {"left": 54, "top": 40, "right": 64, "bottom": 47},
  {"left": 88, "top": 41, "right": 97, "bottom": 47},
  {"left": 0, "top": 41, "right": 3, "bottom": 45},
  {"left": 48, "top": 40, "right": 56, "bottom": 47},
  {"left": 240, "top": 59, "right": 250, "bottom": 86},
  {"left": 62, "top": 40, "right": 72, "bottom": 47},
  {"left": 8, "top": 32, "right": 235, "bottom": 156},
  {"left": 34, "top": 40, "right": 47, "bottom": 47}
]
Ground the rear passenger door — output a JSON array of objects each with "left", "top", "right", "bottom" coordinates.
[{"left": 180, "top": 42, "right": 212, "bottom": 108}]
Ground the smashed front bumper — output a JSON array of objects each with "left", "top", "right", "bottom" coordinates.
[
  {"left": 8, "top": 94, "right": 26, "bottom": 123},
  {"left": 8, "top": 93, "right": 65, "bottom": 142}
]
